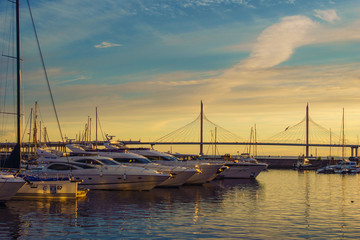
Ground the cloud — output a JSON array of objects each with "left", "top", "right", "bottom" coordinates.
[
  {"left": 314, "top": 9, "right": 340, "bottom": 23},
  {"left": 94, "top": 41, "right": 122, "bottom": 48},
  {"left": 239, "top": 16, "right": 318, "bottom": 69},
  {"left": 57, "top": 76, "right": 90, "bottom": 85}
]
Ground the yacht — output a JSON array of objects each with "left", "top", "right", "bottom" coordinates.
[
  {"left": 13, "top": 174, "right": 84, "bottom": 199},
  {"left": 317, "top": 159, "right": 359, "bottom": 174},
  {"left": 0, "top": 171, "right": 26, "bottom": 202},
  {"left": 66, "top": 144, "right": 197, "bottom": 187},
  {"left": 205, "top": 153, "right": 268, "bottom": 179},
  {"left": 35, "top": 148, "right": 170, "bottom": 191},
  {"left": 105, "top": 144, "right": 224, "bottom": 184}
]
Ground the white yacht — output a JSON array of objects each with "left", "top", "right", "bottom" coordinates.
[
  {"left": 206, "top": 153, "right": 268, "bottom": 179},
  {"left": 0, "top": 171, "right": 26, "bottom": 202},
  {"left": 105, "top": 144, "right": 224, "bottom": 185},
  {"left": 35, "top": 148, "right": 170, "bottom": 191},
  {"left": 14, "top": 174, "right": 84, "bottom": 199},
  {"left": 66, "top": 144, "right": 197, "bottom": 187},
  {"left": 317, "top": 160, "right": 359, "bottom": 174}
]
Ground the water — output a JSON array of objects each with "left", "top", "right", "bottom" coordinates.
[{"left": 1, "top": 170, "right": 360, "bottom": 239}]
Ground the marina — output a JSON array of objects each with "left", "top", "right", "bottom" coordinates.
[
  {"left": 1, "top": 0, "right": 360, "bottom": 239},
  {"left": 1, "top": 170, "right": 360, "bottom": 239}
]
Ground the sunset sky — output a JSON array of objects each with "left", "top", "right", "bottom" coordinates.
[{"left": 1, "top": 0, "right": 360, "bottom": 156}]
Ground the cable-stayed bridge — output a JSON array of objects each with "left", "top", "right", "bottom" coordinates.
[
  {"left": 133, "top": 103, "right": 359, "bottom": 157},
  {"left": 1, "top": 103, "right": 358, "bottom": 157}
]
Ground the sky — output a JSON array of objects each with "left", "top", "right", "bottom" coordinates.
[{"left": 1, "top": 0, "right": 360, "bottom": 156}]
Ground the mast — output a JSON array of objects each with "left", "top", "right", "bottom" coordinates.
[
  {"left": 342, "top": 108, "right": 345, "bottom": 160},
  {"left": 254, "top": 124, "right": 257, "bottom": 157},
  {"left": 5, "top": 0, "right": 23, "bottom": 169},
  {"left": 33, "top": 102, "right": 38, "bottom": 151},
  {"left": 95, "top": 107, "right": 98, "bottom": 149},
  {"left": 306, "top": 103, "right": 309, "bottom": 158},
  {"left": 214, "top": 127, "right": 217, "bottom": 156},
  {"left": 16, "top": 0, "right": 21, "bottom": 149},
  {"left": 329, "top": 128, "right": 332, "bottom": 157},
  {"left": 200, "top": 101, "right": 204, "bottom": 156}
]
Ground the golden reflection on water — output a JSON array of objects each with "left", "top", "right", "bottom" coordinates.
[{"left": 1, "top": 170, "right": 360, "bottom": 239}]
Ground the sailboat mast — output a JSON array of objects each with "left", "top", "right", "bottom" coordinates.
[
  {"left": 342, "top": 108, "right": 345, "bottom": 159},
  {"left": 200, "top": 101, "right": 204, "bottom": 156},
  {"left": 16, "top": 0, "right": 21, "bottom": 152},
  {"left": 306, "top": 103, "right": 309, "bottom": 158},
  {"left": 95, "top": 107, "right": 98, "bottom": 149}
]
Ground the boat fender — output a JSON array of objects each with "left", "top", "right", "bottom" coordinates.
[{"left": 123, "top": 173, "right": 127, "bottom": 180}]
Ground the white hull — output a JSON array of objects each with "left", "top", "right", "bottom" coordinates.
[
  {"left": 184, "top": 163, "right": 223, "bottom": 184},
  {"left": 152, "top": 161, "right": 223, "bottom": 185},
  {"left": 76, "top": 174, "right": 169, "bottom": 191},
  {"left": 119, "top": 163, "right": 197, "bottom": 187},
  {"left": 0, "top": 172, "right": 26, "bottom": 201},
  {"left": 218, "top": 163, "right": 268, "bottom": 179},
  {"left": 34, "top": 153, "right": 171, "bottom": 191},
  {"left": 14, "top": 180, "right": 79, "bottom": 199},
  {"left": 158, "top": 169, "right": 197, "bottom": 187}
]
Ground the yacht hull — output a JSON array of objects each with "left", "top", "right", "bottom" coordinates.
[
  {"left": 218, "top": 163, "right": 268, "bottom": 179},
  {"left": 152, "top": 161, "right": 223, "bottom": 185},
  {"left": 14, "top": 180, "right": 79, "bottom": 199},
  {"left": 0, "top": 174, "right": 26, "bottom": 201},
  {"left": 158, "top": 169, "right": 197, "bottom": 187},
  {"left": 185, "top": 163, "right": 224, "bottom": 184},
  {"left": 75, "top": 174, "right": 169, "bottom": 191}
]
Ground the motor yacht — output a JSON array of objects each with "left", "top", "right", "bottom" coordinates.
[
  {"left": 317, "top": 160, "right": 359, "bottom": 174},
  {"left": 14, "top": 174, "right": 85, "bottom": 199},
  {"left": 205, "top": 153, "right": 268, "bottom": 179},
  {"left": 104, "top": 144, "right": 224, "bottom": 184},
  {"left": 35, "top": 148, "right": 170, "bottom": 191},
  {"left": 66, "top": 144, "right": 197, "bottom": 187}
]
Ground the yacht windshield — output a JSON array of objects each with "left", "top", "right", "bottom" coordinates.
[
  {"left": 146, "top": 155, "right": 178, "bottom": 161},
  {"left": 48, "top": 163, "right": 78, "bottom": 170},
  {"left": 97, "top": 159, "right": 119, "bottom": 165},
  {"left": 113, "top": 158, "right": 152, "bottom": 163},
  {"left": 75, "top": 159, "right": 102, "bottom": 165}
]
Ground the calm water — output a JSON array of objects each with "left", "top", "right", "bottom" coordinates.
[{"left": 1, "top": 170, "right": 360, "bottom": 239}]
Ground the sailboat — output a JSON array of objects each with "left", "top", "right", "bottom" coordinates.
[
  {"left": 1, "top": 0, "right": 86, "bottom": 199},
  {"left": 317, "top": 109, "right": 359, "bottom": 174}
]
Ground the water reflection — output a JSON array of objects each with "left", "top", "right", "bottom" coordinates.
[
  {"left": 0, "top": 204, "right": 21, "bottom": 239},
  {"left": 1, "top": 171, "right": 360, "bottom": 239},
  {"left": 1, "top": 199, "right": 80, "bottom": 239}
]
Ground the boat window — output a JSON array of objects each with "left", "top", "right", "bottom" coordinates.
[
  {"left": 76, "top": 159, "right": 102, "bottom": 165},
  {"left": 48, "top": 164, "right": 77, "bottom": 171},
  {"left": 71, "top": 163, "right": 97, "bottom": 169},
  {"left": 113, "top": 158, "right": 152, "bottom": 163},
  {"left": 97, "top": 159, "right": 119, "bottom": 165},
  {"left": 146, "top": 156, "right": 162, "bottom": 161},
  {"left": 162, "top": 156, "right": 179, "bottom": 161},
  {"left": 145, "top": 155, "right": 178, "bottom": 161}
]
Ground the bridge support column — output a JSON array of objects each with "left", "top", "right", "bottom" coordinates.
[
  {"left": 305, "top": 104, "right": 309, "bottom": 158},
  {"left": 351, "top": 146, "right": 358, "bottom": 157}
]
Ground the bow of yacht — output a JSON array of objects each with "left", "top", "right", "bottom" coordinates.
[{"left": 0, "top": 171, "right": 26, "bottom": 202}]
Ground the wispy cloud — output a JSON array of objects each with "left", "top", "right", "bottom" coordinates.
[
  {"left": 314, "top": 9, "right": 340, "bottom": 23},
  {"left": 239, "top": 16, "right": 318, "bottom": 69},
  {"left": 94, "top": 41, "right": 123, "bottom": 48},
  {"left": 57, "top": 76, "right": 90, "bottom": 85}
]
